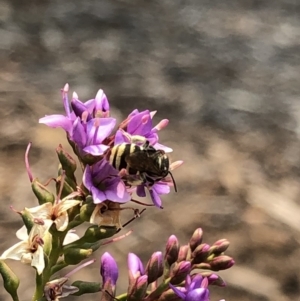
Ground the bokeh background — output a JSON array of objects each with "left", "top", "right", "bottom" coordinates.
[{"left": 1, "top": 1, "right": 300, "bottom": 300}]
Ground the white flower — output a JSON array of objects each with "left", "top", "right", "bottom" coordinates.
[
  {"left": 24, "top": 194, "right": 81, "bottom": 232},
  {"left": 0, "top": 224, "right": 46, "bottom": 274}
]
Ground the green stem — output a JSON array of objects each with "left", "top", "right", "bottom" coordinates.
[
  {"left": 32, "top": 272, "right": 43, "bottom": 301},
  {"left": 10, "top": 292, "right": 19, "bottom": 301},
  {"left": 40, "top": 230, "right": 66, "bottom": 290}
]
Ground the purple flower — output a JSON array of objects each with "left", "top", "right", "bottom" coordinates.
[
  {"left": 170, "top": 275, "right": 210, "bottom": 301},
  {"left": 70, "top": 116, "right": 116, "bottom": 157},
  {"left": 100, "top": 252, "right": 119, "bottom": 286},
  {"left": 100, "top": 252, "right": 118, "bottom": 296},
  {"left": 76, "top": 88, "right": 110, "bottom": 118},
  {"left": 136, "top": 181, "right": 170, "bottom": 208},
  {"left": 115, "top": 110, "right": 172, "bottom": 152},
  {"left": 128, "top": 253, "right": 145, "bottom": 279},
  {"left": 83, "top": 159, "right": 131, "bottom": 204},
  {"left": 39, "top": 84, "right": 115, "bottom": 157}
]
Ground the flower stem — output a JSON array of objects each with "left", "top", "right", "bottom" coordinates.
[{"left": 32, "top": 272, "right": 43, "bottom": 301}]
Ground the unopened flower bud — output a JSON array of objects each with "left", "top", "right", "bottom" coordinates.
[
  {"left": 0, "top": 260, "right": 19, "bottom": 299},
  {"left": 101, "top": 253, "right": 118, "bottom": 286},
  {"left": 71, "top": 280, "right": 101, "bottom": 295},
  {"left": 64, "top": 248, "right": 93, "bottom": 265},
  {"left": 128, "top": 253, "right": 145, "bottom": 281},
  {"left": 80, "top": 202, "right": 96, "bottom": 222},
  {"left": 177, "top": 245, "right": 189, "bottom": 262},
  {"left": 189, "top": 228, "right": 203, "bottom": 252},
  {"left": 32, "top": 179, "right": 55, "bottom": 205},
  {"left": 210, "top": 239, "right": 230, "bottom": 255},
  {"left": 145, "top": 251, "right": 163, "bottom": 283},
  {"left": 56, "top": 145, "right": 77, "bottom": 179},
  {"left": 191, "top": 243, "right": 210, "bottom": 264},
  {"left": 101, "top": 252, "right": 118, "bottom": 297},
  {"left": 165, "top": 235, "right": 179, "bottom": 266},
  {"left": 82, "top": 225, "right": 117, "bottom": 243},
  {"left": 56, "top": 173, "right": 76, "bottom": 198},
  {"left": 170, "top": 261, "right": 191, "bottom": 285},
  {"left": 193, "top": 272, "right": 225, "bottom": 286},
  {"left": 209, "top": 255, "right": 235, "bottom": 271},
  {"left": 209, "top": 274, "right": 226, "bottom": 287},
  {"left": 19, "top": 209, "right": 35, "bottom": 232},
  {"left": 127, "top": 275, "right": 148, "bottom": 301}
]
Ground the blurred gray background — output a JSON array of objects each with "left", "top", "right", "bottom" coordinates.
[{"left": 1, "top": 0, "right": 300, "bottom": 300}]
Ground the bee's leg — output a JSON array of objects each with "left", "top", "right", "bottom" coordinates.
[
  {"left": 140, "top": 172, "right": 157, "bottom": 188},
  {"left": 139, "top": 172, "right": 148, "bottom": 184}
]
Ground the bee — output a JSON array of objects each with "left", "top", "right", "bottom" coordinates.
[{"left": 107, "top": 140, "right": 177, "bottom": 191}]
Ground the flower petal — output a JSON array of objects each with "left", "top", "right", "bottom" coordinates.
[
  {"left": 87, "top": 118, "right": 116, "bottom": 144},
  {"left": 128, "top": 110, "right": 152, "bottom": 136},
  {"left": 54, "top": 212, "right": 69, "bottom": 231},
  {"left": 39, "top": 115, "right": 73, "bottom": 133},
  {"left": 169, "top": 284, "right": 187, "bottom": 299},
  {"left": 95, "top": 89, "right": 110, "bottom": 112},
  {"left": 0, "top": 241, "right": 29, "bottom": 260},
  {"left": 105, "top": 180, "right": 131, "bottom": 203},
  {"left": 57, "top": 199, "right": 81, "bottom": 215},
  {"left": 114, "top": 130, "right": 128, "bottom": 145},
  {"left": 16, "top": 226, "right": 29, "bottom": 240},
  {"left": 83, "top": 144, "right": 109, "bottom": 156},
  {"left": 91, "top": 186, "right": 107, "bottom": 204},
  {"left": 31, "top": 245, "right": 45, "bottom": 275},
  {"left": 186, "top": 288, "right": 209, "bottom": 301},
  {"left": 149, "top": 188, "right": 162, "bottom": 208},
  {"left": 153, "top": 182, "right": 170, "bottom": 195},
  {"left": 71, "top": 117, "right": 87, "bottom": 147},
  {"left": 136, "top": 185, "right": 146, "bottom": 197},
  {"left": 25, "top": 203, "right": 53, "bottom": 220},
  {"left": 83, "top": 165, "right": 93, "bottom": 190}
]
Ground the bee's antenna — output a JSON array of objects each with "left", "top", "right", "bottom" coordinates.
[{"left": 168, "top": 171, "right": 177, "bottom": 192}]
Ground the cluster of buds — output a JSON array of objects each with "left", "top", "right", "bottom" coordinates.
[
  {"left": 100, "top": 229, "right": 234, "bottom": 301},
  {"left": 0, "top": 84, "right": 234, "bottom": 301}
]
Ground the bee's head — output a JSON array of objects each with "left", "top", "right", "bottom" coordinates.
[
  {"left": 159, "top": 153, "right": 170, "bottom": 177},
  {"left": 153, "top": 151, "right": 169, "bottom": 177},
  {"left": 156, "top": 151, "right": 177, "bottom": 192}
]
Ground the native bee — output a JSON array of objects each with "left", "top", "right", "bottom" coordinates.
[{"left": 107, "top": 140, "right": 177, "bottom": 191}]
